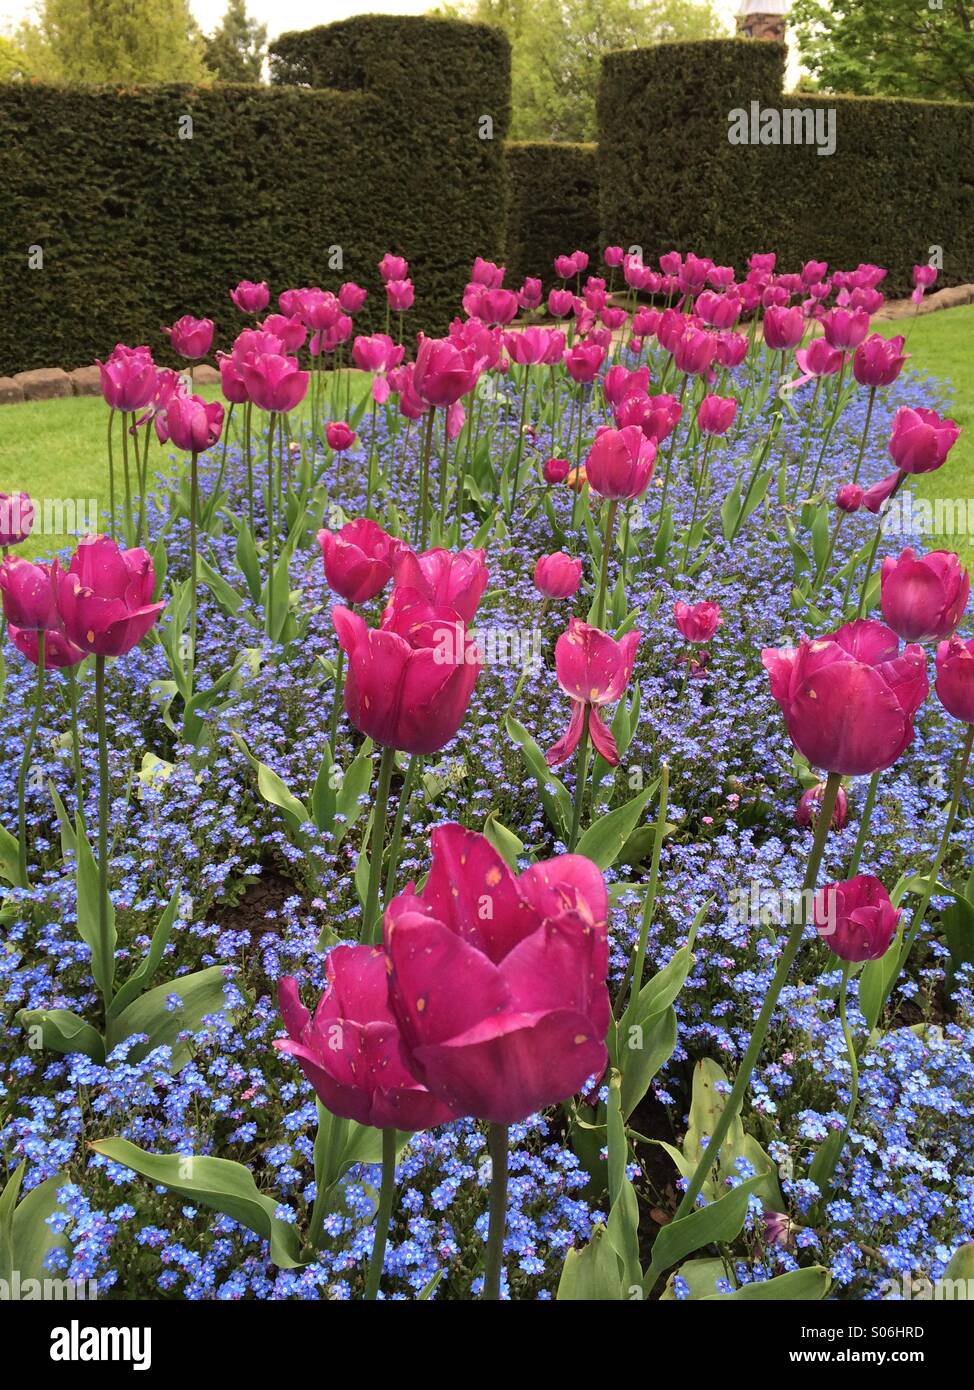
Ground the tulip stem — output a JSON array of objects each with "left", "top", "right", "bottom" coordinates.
[
  {"left": 568, "top": 715, "right": 591, "bottom": 853},
  {"left": 363, "top": 1128, "right": 397, "bottom": 1301},
  {"left": 507, "top": 370, "right": 531, "bottom": 520},
  {"left": 814, "top": 960, "right": 860, "bottom": 1198},
  {"left": 95, "top": 654, "right": 113, "bottom": 1003},
  {"left": 365, "top": 398, "right": 378, "bottom": 519},
  {"left": 107, "top": 409, "right": 118, "bottom": 542},
  {"left": 850, "top": 471, "right": 906, "bottom": 620},
  {"left": 364, "top": 743, "right": 397, "bottom": 944},
  {"left": 121, "top": 412, "right": 134, "bottom": 547},
  {"left": 846, "top": 770, "right": 880, "bottom": 879},
  {"left": 67, "top": 665, "right": 85, "bottom": 832},
  {"left": 244, "top": 402, "right": 254, "bottom": 531},
  {"left": 789, "top": 376, "right": 822, "bottom": 504},
  {"left": 595, "top": 500, "right": 619, "bottom": 630},
  {"left": 616, "top": 762, "right": 669, "bottom": 1018},
  {"left": 680, "top": 434, "right": 713, "bottom": 572},
  {"left": 653, "top": 771, "right": 841, "bottom": 1269},
  {"left": 265, "top": 414, "right": 277, "bottom": 640},
  {"left": 416, "top": 411, "right": 435, "bottom": 549},
  {"left": 483, "top": 1122, "right": 509, "bottom": 1300},
  {"left": 189, "top": 451, "right": 199, "bottom": 673},
  {"left": 894, "top": 723, "right": 974, "bottom": 984},
  {"left": 654, "top": 375, "right": 689, "bottom": 545},
  {"left": 806, "top": 356, "right": 847, "bottom": 499},
  {"left": 382, "top": 754, "right": 419, "bottom": 908},
  {"left": 16, "top": 629, "right": 46, "bottom": 887}
]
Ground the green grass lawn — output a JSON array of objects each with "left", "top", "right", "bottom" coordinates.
[
  {"left": 2, "top": 310, "right": 973, "bottom": 563},
  {"left": 1, "top": 374, "right": 373, "bottom": 560}
]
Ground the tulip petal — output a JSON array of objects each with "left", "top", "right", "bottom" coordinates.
[
  {"left": 385, "top": 911, "right": 508, "bottom": 1047},
  {"left": 418, "top": 824, "right": 538, "bottom": 962}
]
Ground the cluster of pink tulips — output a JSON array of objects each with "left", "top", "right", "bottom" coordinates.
[{"left": 4, "top": 229, "right": 971, "bottom": 1305}]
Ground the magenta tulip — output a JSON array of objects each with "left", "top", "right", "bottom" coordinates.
[
  {"left": 820, "top": 307, "right": 870, "bottom": 350},
  {"left": 880, "top": 548, "right": 969, "bottom": 643},
  {"left": 260, "top": 314, "right": 307, "bottom": 353},
  {"left": 383, "top": 824, "right": 610, "bottom": 1125},
  {"left": 332, "top": 598, "right": 481, "bottom": 755},
  {"left": 835, "top": 484, "right": 864, "bottom": 513},
  {"left": 862, "top": 470, "right": 901, "bottom": 515},
  {"left": 240, "top": 353, "right": 309, "bottom": 413},
  {"left": 379, "top": 253, "right": 408, "bottom": 283},
  {"left": 385, "top": 278, "right": 414, "bottom": 312},
  {"left": 887, "top": 406, "right": 960, "bottom": 474},
  {"left": 813, "top": 875, "right": 900, "bottom": 962},
  {"left": 413, "top": 336, "right": 484, "bottom": 408},
  {"left": 584, "top": 426, "right": 655, "bottom": 500},
  {"left": 762, "top": 305, "right": 805, "bottom": 351},
  {"left": 795, "top": 782, "right": 849, "bottom": 830},
  {"left": 165, "top": 394, "right": 224, "bottom": 453},
  {"left": 674, "top": 599, "right": 722, "bottom": 644},
  {"left": 547, "top": 618, "right": 641, "bottom": 767},
  {"left": 230, "top": 280, "right": 270, "bottom": 315},
  {"left": 543, "top": 457, "right": 570, "bottom": 485},
  {"left": 276, "top": 949, "right": 454, "bottom": 1130},
  {"left": 318, "top": 519, "right": 401, "bottom": 605},
  {"left": 564, "top": 341, "right": 605, "bottom": 384},
  {"left": 936, "top": 635, "right": 974, "bottom": 723},
  {"left": 53, "top": 535, "right": 164, "bottom": 657},
  {"left": 326, "top": 420, "right": 356, "bottom": 452},
  {"left": 534, "top": 551, "right": 582, "bottom": 600},
  {"left": 0, "top": 492, "right": 35, "bottom": 548},
  {"left": 795, "top": 339, "right": 843, "bottom": 378},
  {"left": 162, "top": 315, "right": 214, "bottom": 360},
  {"left": 8, "top": 624, "right": 84, "bottom": 669},
  {"left": 338, "top": 282, "right": 368, "bottom": 313},
  {"left": 0, "top": 556, "right": 58, "bottom": 630},
  {"left": 391, "top": 547, "right": 487, "bottom": 624},
  {"left": 217, "top": 352, "right": 249, "bottom": 405},
  {"left": 671, "top": 324, "right": 715, "bottom": 376},
  {"left": 762, "top": 618, "right": 927, "bottom": 775},
  {"left": 696, "top": 394, "right": 737, "bottom": 435},
  {"left": 97, "top": 345, "right": 157, "bottom": 413},
  {"left": 853, "top": 334, "right": 908, "bottom": 387}
]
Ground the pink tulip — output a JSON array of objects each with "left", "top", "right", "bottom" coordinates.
[
  {"left": 913, "top": 264, "right": 938, "bottom": 290},
  {"left": 0, "top": 492, "right": 35, "bottom": 548},
  {"left": 547, "top": 288, "right": 575, "bottom": 318},
  {"left": 478, "top": 288, "right": 519, "bottom": 326},
  {"left": 0, "top": 556, "right": 58, "bottom": 630},
  {"left": 853, "top": 334, "right": 908, "bottom": 387},
  {"left": 585, "top": 426, "right": 655, "bottom": 500},
  {"left": 383, "top": 824, "right": 610, "bottom": 1125},
  {"left": 318, "top": 519, "right": 401, "bottom": 605},
  {"left": 795, "top": 339, "right": 843, "bottom": 378},
  {"left": 547, "top": 618, "right": 641, "bottom": 767},
  {"left": 471, "top": 256, "right": 505, "bottom": 288},
  {"left": 338, "top": 282, "right": 367, "bottom": 314},
  {"left": 260, "top": 314, "right": 308, "bottom": 353},
  {"left": 603, "top": 245, "right": 624, "bottom": 268},
  {"left": 240, "top": 353, "right": 309, "bottom": 413},
  {"left": 835, "top": 484, "right": 864, "bottom": 513},
  {"left": 379, "top": 253, "right": 408, "bottom": 283},
  {"left": 8, "top": 624, "right": 84, "bottom": 669},
  {"left": 385, "top": 278, "right": 414, "bottom": 312},
  {"left": 97, "top": 345, "right": 157, "bottom": 412},
  {"left": 554, "top": 254, "right": 576, "bottom": 280},
  {"left": 506, "top": 327, "right": 563, "bottom": 366},
  {"left": 762, "top": 305, "right": 805, "bottom": 351},
  {"left": 332, "top": 598, "right": 481, "bottom": 755},
  {"left": 276, "top": 950, "right": 454, "bottom": 1129},
  {"left": 217, "top": 353, "right": 249, "bottom": 405},
  {"left": 230, "top": 280, "right": 270, "bottom": 315},
  {"left": 820, "top": 307, "right": 870, "bottom": 350},
  {"left": 887, "top": 406, "right": 959, "bottom": 474},
  {"left": 795, "top": 782, "right": 849, "bottom": 830},
  {"left": 518, "top": 277, "right": 542, "bottom": 310},
  {"left": 165, "top": 394, "right": 224, "bottom": 453},
  {"left": 162, "top": 315, "right": 214, "bottom": 360},
  {"left": 564, "top": 341, "right": 605, "bottom": 383},
  {"left": 53, "top": 535, "right": 164, "bottom": 657},
  {"left": 544, "top": 457, "right": 570, "bottom": 485},
  {"left": 302, "top": 291, "right": 343, "bottom": 332},
  {"left": 232, "top": 328, "right": 284, "bottom": 364},
  {"left": 534, "top": 551, "right": 582, "bottom": 599},
  {"left": 880, "top": 548, "right": 969, "bottom": 643},
  {"left": 762, "top": 618, "right": 927, "bottom": 775},
  {"left": 326, "top": 420, "right": 356, "bottom": 452},
  {"left": 935, "top": 635, "right": 974, "bottom": 723},
  {"left": 603, "top": 364, "right": 650, "bottom": 408},
  {"left": 697, "top": 394, "right": 737, "bottom": 435},
  {"left": 391, "top": 547, "right": 487, "bottom": 624},
  {"left": 802, "top": 259, "right": 828, "bottom": 285},
  {"left": 714, "top": 332, "right": 748, "bottom": 370},
  {"left": 671, "top": 324, "right": 715, "bottom": 376},
  {"left": 413, "top": 336, "right": 484, "bottom": 408},
  {"left": 696, "top": 290, "right": 741, "bottom": 330},
  {"left": 813, "top": 875, "right": 900, "bottom": 962},
  {"left": 674, "top": 599, "right": 722, "bottom": 644},
  {"left": 352, "top": 333, "right": 403, "bottom": 376}
]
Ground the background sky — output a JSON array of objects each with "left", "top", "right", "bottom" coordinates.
[{"left": 2, "top": 0, "right": 743, "bottom": 44}]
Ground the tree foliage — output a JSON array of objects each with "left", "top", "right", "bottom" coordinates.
[
  {"left": 14, "top": 0, "right": 210, "bottom": 83},
  {"left": 442, "top": 0, "right": 725, "bottom": 140},
  {"left": 204, "top": 0, "right": 267, "bottom": 83},
  {"left": 790, "top": 0, "right": 974, "bottom": 103}
]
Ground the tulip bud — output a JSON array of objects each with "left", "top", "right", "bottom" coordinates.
[
  {"left": 534, "top": 551, "right": 582, "bottom": 599},
  {"left": 813, "top": 874, "right": 900, "bottom": 962},
  {"left": 543, "top": 457, "right": 570, "bottom": 485},
  {"left": 835, "top": 483, "right": 864, "bottom": 513},
  {"left": 880, "top": 548, "right": 969, "bottom": 643},
  {"left": 795, "top": 782, "right": 849, "bottom": 830},
  {"left": 326, "top": 420, "right": 356, "bottom": 452},
  {"left": 674, "top": 599, "right": 722, "bottom": 644}
]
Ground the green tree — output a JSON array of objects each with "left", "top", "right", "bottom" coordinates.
[
  {"left": 15, "top": 0, "right": 210, "bottom": 83},
  {"left": 444, "top": 0, "right": 725, "bottom": 140},
  {"left": 204, "top": 0, "right": 267, "bottom": 83},
  {"left": 0, "top": 35, "right": 31, "bottom": 80},
  {"left": 791, "top": 0, "right": 974, "bottom": 103}
]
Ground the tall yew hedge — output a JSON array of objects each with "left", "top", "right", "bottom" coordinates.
[
  {"left": 597, "top": 39, "right": 974, "bottom": 296},
  {"left": 0, "top": 16, "right": 510, "bottom": 375}
]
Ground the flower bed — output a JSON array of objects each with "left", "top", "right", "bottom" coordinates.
[{"left": 1, "top": 252, "right": 972, "bottom": 1303}]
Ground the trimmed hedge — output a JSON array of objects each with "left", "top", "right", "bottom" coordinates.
[
  {"left": 504, "top": 141, "right": 599, "bottom": 285},
  {"left": 598, "top": 39, "right": 974, "bottom": 294},
  {"left": 0, "top": 16, "right": 510, "bottom": 375}
]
